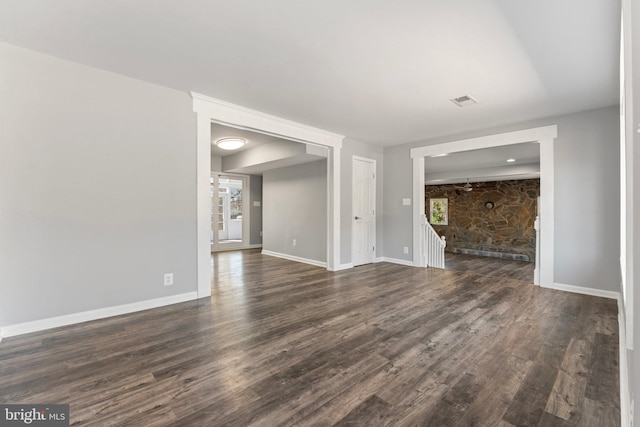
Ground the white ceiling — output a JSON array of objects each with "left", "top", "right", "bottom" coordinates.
[
  {"left": 211, "top": 124, "right": 326, "bottom": 175},
  {"left": 424, "top": 142, "right": 540, "bottom": 173},
  {"left": 0, "top": 0, "right": 620, "bottom": 146},
  {"left": 424, "top": 142, "right": 541, "bottom": 185}
]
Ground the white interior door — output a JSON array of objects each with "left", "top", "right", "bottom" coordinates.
[{"left": 352, "top": 157, "right": 376, "bottom": 266}]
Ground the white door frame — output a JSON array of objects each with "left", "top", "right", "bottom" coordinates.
[
  {"left": 352, "top": 156, "right": 376, "bottom": 266},
  {"left": 193, "top": 93, "right": 344, "bottom": 298},
  {"left": 410, "top": 125, "right": 557, "bottom": 287}
]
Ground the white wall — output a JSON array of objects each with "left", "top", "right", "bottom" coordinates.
[
  {"left": 340, "top": 138, "right": 384, "bottom": 265},
  {"left": 383, "top": 106, "right": 620, "bottom": 293},
  {"left": 263, "top": 160, "right": 327, "bottom": 263},
  {"left": 0, "top": 43, "right": 197, "bottom": 327}
]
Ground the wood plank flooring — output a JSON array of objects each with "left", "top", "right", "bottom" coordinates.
[
  {"left": 445, "top": 252, "right": 535, "bottom": 283},
  {"left": 0, "top": 250, "right": 619, "bottom": 426}
]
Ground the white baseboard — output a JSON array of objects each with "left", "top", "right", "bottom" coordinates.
[
  {"left": 378, "top": 257, "right": 415, "bottom": 267},
  {"left": 0, "top": 291, "right": 198, "bottom": 339},
  {"left": 547, "top": 282, "right": 620, "bottom": 300},
  {"left": 375, "top": 257, "right": 384, "bottom": 263},
  {"left": 261, "top": 250, "right": 327, "bottom": 268},
  {"left": 618, "top": 294, "right": 631, "bottom": 427},
  {"left": 337, "top": 263, "right": 354, "bottom": 271},
  {"left": 247, "top": 244, "right": 263, "bottom": 249}
]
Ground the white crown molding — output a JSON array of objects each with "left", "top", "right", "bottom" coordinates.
[
  {"left": 0, "top": 292, "right": 198, "bottom": 339},
  {"left": 191, "top": 92, "right": 344, "bottom": 148},
  {"left": 261, "top": 250, "right": 327, "bottom": 268}
]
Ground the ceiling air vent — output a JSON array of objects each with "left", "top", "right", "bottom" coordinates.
[{"left": 450, "top": 94, "right": 478, "bottom": 107}]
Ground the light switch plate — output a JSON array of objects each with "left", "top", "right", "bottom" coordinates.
[{"left": 402, "top": 198, "right": 411, "bottom": 206}]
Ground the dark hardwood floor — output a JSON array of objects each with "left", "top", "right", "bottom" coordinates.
[
  {"left": 0, "top": 250, "right": 619, "bottom": 426},
  {"left": 445, "top": 252, "right": 535, "bottom": 283}
]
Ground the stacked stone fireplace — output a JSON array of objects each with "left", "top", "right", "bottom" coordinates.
[{"left": 425, "top": 178, "right": 539, "bottom": 262}]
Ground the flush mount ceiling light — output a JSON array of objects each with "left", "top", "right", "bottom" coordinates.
[
  {"left": 506, "top": 158, "right": 516, "bottom": 162},
  {"left": 215, "top": 137, "right": 246, "bottom": 150},
  {"left": 431, "top": 153, "right": 449, "bottom": 158},
  {"left": 450, "top": 94, "right": 478, "bottom": 107}
]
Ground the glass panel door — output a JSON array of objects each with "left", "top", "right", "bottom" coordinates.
[{"left": 211, "top": 174, "right": 248, "bottom": 251}]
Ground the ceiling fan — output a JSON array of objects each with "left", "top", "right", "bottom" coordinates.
[{"left": 454, "top": 179, "right": 474, "bottom": 192}]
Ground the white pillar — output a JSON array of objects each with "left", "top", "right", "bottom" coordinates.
[
  {"left": 196, "top": 113, "right": 212, "bottom": 298},
  {"left": 538, "top": 138, "right": 554, "bottom": 288},
  {"left": 327, "top": 145, "right": 341, "bottom": 271},
  {"left": 413, "top": 156, "right": 425, "bottom": 267}
]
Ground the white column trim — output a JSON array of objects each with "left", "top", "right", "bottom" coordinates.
[
  {"left": 327, "top": 146, "right": 341, "bottom": 271},
  {"left": 196, "top": 111, "right": 212, "bottom": 299},
  {"left": 413, "top": 156, "right": 425, "bottom": 267},
  {"left": 538, "top": 138, "right": 555, "bottom": 289}
]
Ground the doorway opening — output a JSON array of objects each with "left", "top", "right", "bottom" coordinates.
[
  {"left": 411, "top": 125, "right": 557, "bottom": 287},
  {"left": 193, "top": 92, "right": 344, "bottom": 298}
]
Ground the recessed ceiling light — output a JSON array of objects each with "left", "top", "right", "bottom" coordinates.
[
  {"left": 431, "top": 153, "right": 448, "bottom": 158},
  {"left": 450, "top": 94, "right": 478, "bottom": 107},
  {"left": 215, "top": 137, "right": 246, "bottom": 150},
  {"left": 506, "top": 158, "right": 516, "bottom": 163}
]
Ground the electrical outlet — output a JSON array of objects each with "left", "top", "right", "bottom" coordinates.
[
  {"left": 164, "top": 273, "right": 173, "bottom": 286},
  {"left": 403, "top": 247, "right": 409, "bottom": 254},
  {"left": 293, "top": 239, "right": 297, "bottom": 247}
]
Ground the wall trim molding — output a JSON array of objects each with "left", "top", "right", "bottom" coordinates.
[
  {"left": 0, "top": 292, "right": 199, "bottom": 339},
  {"left": 618, "top": 294, "right": 631, "bottom": 427},
  {"left": 337, "top": 263, "right": 354, "bottom": 271},
  {"left": 547, "top": 282, "right": 620, "bottom": 300},
  {"left": 211, "top": 243, "right": 263, "bottom": 253},
  {"left": 378, "top": 257, "right": 415, "bottom": 267},
  {"left": 261, "top": 250, "right": 327, "bottom": 268}
]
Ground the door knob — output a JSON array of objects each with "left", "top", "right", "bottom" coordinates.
[{"left": 355, "top": 216, "right": 361, "bottom": 220}]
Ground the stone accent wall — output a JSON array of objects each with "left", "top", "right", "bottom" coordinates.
[{"left": 425, "top": 179, "right": 540, "bottom": 262}]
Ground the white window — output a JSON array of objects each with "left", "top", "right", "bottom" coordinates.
[{"left": 429, "top": 198, "right": 448, "bottom": 225}]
